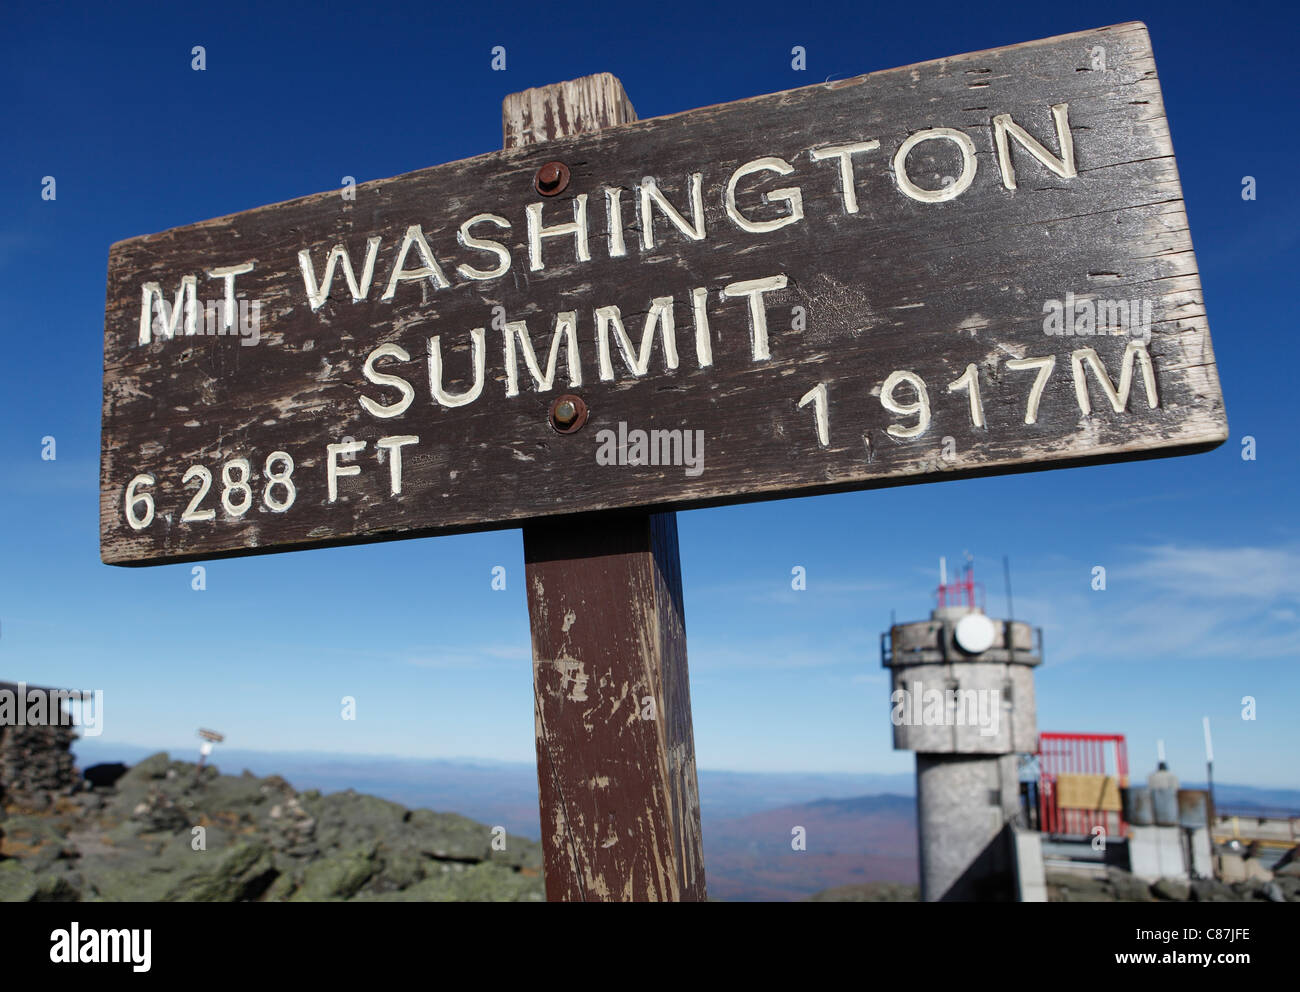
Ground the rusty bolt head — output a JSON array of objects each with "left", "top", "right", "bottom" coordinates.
[
  {"left": 535, "top": 161, "right": 570, "bottom": 197},
  {"left": 548, "top": 393, "right": 588, "bottom": 434}
]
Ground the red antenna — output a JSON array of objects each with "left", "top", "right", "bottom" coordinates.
[{"left": 936, "top": 557, "right": 984, "bottom": 610}]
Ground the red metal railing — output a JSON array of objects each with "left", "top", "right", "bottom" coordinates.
[{"left": 1038, "top": 732, "right": 1129, "bottom": 839}]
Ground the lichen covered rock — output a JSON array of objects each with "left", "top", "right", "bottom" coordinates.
[{"left": 0, "top": 753, "right": 544, "bottom": 902}]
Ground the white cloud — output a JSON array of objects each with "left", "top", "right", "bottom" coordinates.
[
  {"left": 1123, "top": 544, "right": 1300, "bottom": 604},
  {"left": 1029, "top": 542, "right": 1300, "bottom": 667}
]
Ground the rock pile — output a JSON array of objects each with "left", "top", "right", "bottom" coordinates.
[
  {"left": 0, "top": 685, "right": 78, "bottom": 807},
  {"left": 0, "top": 752, "right": 544, "bottom": 902}
]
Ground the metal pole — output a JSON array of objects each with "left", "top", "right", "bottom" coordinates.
[{"left": 1202, "top": 716, "right": 1214, "bottom": 806}]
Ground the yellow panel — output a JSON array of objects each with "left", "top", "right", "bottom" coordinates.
[{"left": 1056, "top": 773, "right": 1121, "bottom": 811}]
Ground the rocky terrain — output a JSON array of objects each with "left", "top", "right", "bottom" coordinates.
[
  {"left": 5, "top": 751, "right": 1293, "bottom": 903},
  {"left": 804, "top": 865, "right": 1300, "bottom": 902},
  {"left": 0, "top": 753, "right": 544, "bottom": 902},
  {"left": 1045, "top": 865, "right": 1298, "bottom": 902},
  {"left": 805, "top": 881, "right": 919, "bottom": 901}
]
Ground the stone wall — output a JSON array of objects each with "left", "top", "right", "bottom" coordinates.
[{"left": 0, "top": 684, "right": 79, "bottom": 806}]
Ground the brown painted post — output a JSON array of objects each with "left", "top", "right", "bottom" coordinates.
[{"left": 505, "top": 75, "right": 707, "bottom": 902}]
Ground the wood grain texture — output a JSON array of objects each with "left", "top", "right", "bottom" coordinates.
[
  {"left": 525, "top": 512, "right": 705, "bottom": 901},
  {"left": 101, "top": 22, "right": 1226, "bottom": 565},
  {"left": 519, "top": 75, "right": 705, "bottom": 903},
  {"left": 502, "top": 72, "right": 637, "bottom": 149}
]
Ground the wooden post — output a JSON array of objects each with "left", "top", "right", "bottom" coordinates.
[{"left": 505, "top": 75, "right": 707, "bottom": 902}]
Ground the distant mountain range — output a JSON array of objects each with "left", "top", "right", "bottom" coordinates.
[
  {"left": 70, "top": 741, "right": 1300, "bottom": 901},
  {"left": 71, "top": 741, "right": 916, "bottom": 834},
  {"left": 704, "top": 794, "right": 918, "bottom": 901}
]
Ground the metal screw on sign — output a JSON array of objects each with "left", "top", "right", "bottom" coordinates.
[
  {"left": 548, "top": 393, "right": 588, "bottom": 433},
  {"left": 534, "top": 161, "right": 570, "bottom": 196}
]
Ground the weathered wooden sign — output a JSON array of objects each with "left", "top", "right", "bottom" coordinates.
[{"left": 100, "top": 21, "right": 1225, "bottom": 565}]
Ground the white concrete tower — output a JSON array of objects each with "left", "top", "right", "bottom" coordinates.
[{"left": 881, "top": 560, "right": 1043, "bottom": 901}]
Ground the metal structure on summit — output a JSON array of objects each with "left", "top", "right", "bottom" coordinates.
[{"left": 1037, "top": 732, "right": 1130, "bottom": 840}]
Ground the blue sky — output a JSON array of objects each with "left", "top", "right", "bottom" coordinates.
[{"left": 1, "top": 1, "right": 1296, "bottom": 789}]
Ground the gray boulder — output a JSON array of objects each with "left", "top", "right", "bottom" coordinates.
[
  {"left": 1191, "top": 878, "right": 1238, "bottom": 902},
  {"left": 1106, "top": 867, "right": 1154, "bottom": 902},
  {"left": 0, "top": 861, "right": 39, "bottom": 902},
  {"left": 1151, "top": 877, "right": 1191, "bottom": 901},
  {"left": 289, "top": 845, "right": 377, "bottom": 901}
]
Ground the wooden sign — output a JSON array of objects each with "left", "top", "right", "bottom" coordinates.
[{"left": 100, "top": 21, "right": 1226, "bottom": 565}]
